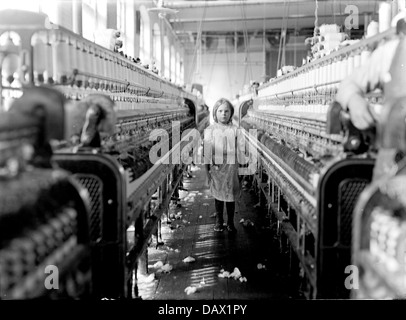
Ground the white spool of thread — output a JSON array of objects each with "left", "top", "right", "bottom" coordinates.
[
  {"left": 52, "top": 32, "right": 71, "bottom": 85},
  {"left": 353, "top": 50, "right": 361, "bottom": 69},
  {"left": 45, "top": 35, "right": 54, "bottom": 84},
  {"left": 340, "top": 58, "right": 348, "bottom": 81},
  {"left": 366, "top": 21, "right": 379, "bottom": 38},
  {"left": 304, "top": 70, "right": 309, "bottom": 93},
  {"left": 347, "top": 54, "right": 355, "bottom": 76},
  {"left": 1, "top": 37, "right": 19, "bottom": 86},
  {"left": 310, "top": 68, "right": 315, "bottom": 88},
  {"left": 329, "top": 60, "right": 335, "bottom": 83},
  {"left": 92, "top": 47, "right": 100, "bottom": 88},
  {"left": 106, "top": 53, "right": 113, "bottom": 91},
  {"left": 68, "top": 38, "right": 78, "bottom": 84},
  {"left": 32, "top": 33, "right": 47, "bottom": 85},
  {"left": 87, "top": 44, "right": 95, "bottom": 89},
  {"left": 379, "top": 1, "right": 392, "bottom": 33},
  {"left": 99, "top": 50, "right": 106, "bottom": 90},
  {"left": 334, "top": 59, "right": 340, "bottom": 82},
  {"left": 112, "top": 55, "right": 118, "bottom": 91},
  {"left": 360, "top": 49, "right": 371, "bottom": 66},
  {"left": 327, "top": 60, "right": 332, "bottom": 83},
  {"left": 75, "top": 41, "right": 85, "bottom": 87}
]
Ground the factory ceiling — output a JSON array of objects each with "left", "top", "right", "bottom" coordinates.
[{"left": 147, "top": 0, "right": 383, "bottom": 50}]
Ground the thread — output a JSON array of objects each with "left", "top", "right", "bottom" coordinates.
[{"left": 379, "top": 1, "right": 392, "bottom": 33}]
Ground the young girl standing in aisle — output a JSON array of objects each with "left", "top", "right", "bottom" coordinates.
[{"left": 203, "top": 98, "right": 244, "bottom": 232}]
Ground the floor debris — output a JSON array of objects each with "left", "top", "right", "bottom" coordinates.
[
  {"left": 137, "top": 273, "right": 155, "bottom": 283},
  {"left": 153, "top": 261, "right": 164, "bottom": 269},
  {"left": 183, "top": 256, "right": 196, "bottom": 263},
  {"left": 160, "top": 263, "right": 173, "bottom": 273},
  {"left": 229, "top": 267, "right": 242, "bottom": 280},
  {"left": 241, "top": 219, "right": 255, "bottom": 227},
  {"left": 218, "top": 267, "right": 247, "bottom": 282},
  {"left": 184, "top": 286, "right": 197, "bottom": 295},
  {"left": 257, "top": 263, "right": 267, "bottom": 270}
]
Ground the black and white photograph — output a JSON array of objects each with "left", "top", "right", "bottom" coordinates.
[{"left": 0, "top": 0, "right": 405, "bottom": 312}]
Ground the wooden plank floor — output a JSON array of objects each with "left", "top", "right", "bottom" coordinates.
[{"left": 137, "top": 165, "right": 302, "bottom": 300}]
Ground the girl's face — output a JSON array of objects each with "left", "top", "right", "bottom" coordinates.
[{"left": 216, "top": 103, "right": 231, "bottom": 124}]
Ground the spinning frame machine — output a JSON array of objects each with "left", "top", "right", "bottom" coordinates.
[
  {"left": 236, "top": 22, "right": 406, "bottom": 299},
  {"left": 0, "top": 10, "right": 209, "bottom": 299}
]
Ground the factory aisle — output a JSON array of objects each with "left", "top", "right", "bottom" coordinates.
[{"left": 137, "top": 165, "right": 303, "bottom": 300}]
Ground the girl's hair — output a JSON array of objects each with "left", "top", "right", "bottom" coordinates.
[{"left": 212, "top": 98, "right": 234, "bottom": 124}]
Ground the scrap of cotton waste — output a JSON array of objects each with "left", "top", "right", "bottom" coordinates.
[
  {"left": 153, "top": 261, "right": 173, "bottom": 273},
  {"left": 153, "top": 261, "right": 164, "bottom": 269},
  {"left": 183, "top": 256, "right": 196, "bottom": 263},
  {"left": 137, "top": 273, "right": 155, "bottom": 283},
  {"left": 241, "top": 219, "right": 254, "bottom": 227},
  {"left": 257, "top": 263, "right": 266, "bottom": 270},
  {"left": 184, "top": 286, "right": 197, "bottom": 295},
  {"left": 160, "top": 263, "right": 173, "bottom": 273},
  {"left": 218, "top": 269, "right": 230, "bottom": 278},
  {"left": 229, "top": 267, "right": 242, "bottom": 280},
  {"left": 218, "top": 267, "right": 246, "bottom": 282},
  {"left": 199, "top": 215, "right": 203, "bottom": 219}
]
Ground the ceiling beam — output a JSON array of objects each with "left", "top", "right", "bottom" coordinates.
[
  {"left": 164, "top": 0, "right": 319, "bottom": 9},
  {"left": 169, "top": 13, "right": 366, "bottom": 24},
  {"left": 172, "top": 17, "right": 364, "bottom": 33}
]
